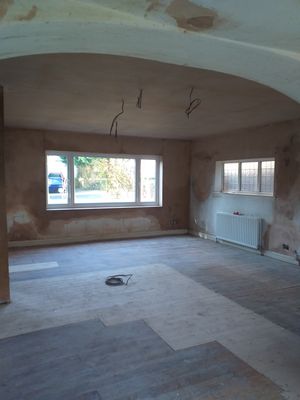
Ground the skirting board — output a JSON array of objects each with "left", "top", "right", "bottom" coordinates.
[
  {"left": 188, "top": 230, "right": 217, "bottom": 242},
  {"left": 263, "top": 250, "right": 299, "bottom": 266},
  {"left": 8, "top": 229, "right": 188, "bottom": 248},
  {"left": 189, "top": 230, "right": 299, "bottom": 266},
  {"left": 188, "top": 230, "right": 260, "bottom": 254},
  {"left": 0, "top": 298, "right": 10, "bottom": 305}
]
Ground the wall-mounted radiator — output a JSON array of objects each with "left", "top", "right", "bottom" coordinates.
[{"left": 216, "top": 212, "right": 262, "bottom": 250}]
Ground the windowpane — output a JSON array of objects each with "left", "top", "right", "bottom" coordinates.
[
  {"left": 223, "top": 163, "right": 239, "bottom": 192},
  {"left": 47, "top": 155, "right": 68, "bottom": 205},
  {"left": 141, "top": 159, "right": 157, "bottom": 202},
  {"left": 74, "top": 156, "right": 135, "bottom": 204},
  {"left": 261, "top": 160, "right": 275, "bottom": 194},
  {"left": 46, "top": 152, "right": 161, "bottom": 209},
  {"left": 241, "top": 161, "right": 258, "bottom": 192}
]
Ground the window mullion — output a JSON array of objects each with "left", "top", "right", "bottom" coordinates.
[
  {"left": 238, "top": 162, "right": 242, "bottom": 192},
  {"left": 155, "top": 159, "right": 159, "bottom": 204},
  {"left": 258, "top": 161, "right": 262, "bottom": 193},
  {"left": 159, "top": 159, "right": 163, "bottom": 205},
  {"left": 136, "top": 158, "right": 141, "bottom": 205},
  {"left": 221, "top": 163, "right": 225, "bottom": 192},
  {"left": 68, "top": 153, "right": 74, "bottom": 207},
  {"left": 45, "top": 152, "right": 49, "bottom": 209}
]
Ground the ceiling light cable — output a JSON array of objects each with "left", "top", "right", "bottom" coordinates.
[
  {"left": 136, "top": 89, "right": 144, "bottom": 109},
  {"left": 109, "top": 99, "right": 125, "bottom": 138},
  {"left": 185, "top": 87, "right": 202, "bottom": 118}
]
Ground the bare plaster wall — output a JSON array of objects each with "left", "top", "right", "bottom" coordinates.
[
  {"left": 0, "top": 86, "right": 9, "bottom": 302},
  {"left": 5, "top": 128, "right": 190, "bottom": 243},
  {"left": 190, "top": 119, "right": 300, "bottom": 257}
]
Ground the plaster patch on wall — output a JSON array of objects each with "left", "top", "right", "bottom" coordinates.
[
  {"left": 16, "top": 4, "right": 37, "bottom": 21},
  {"left": 190, "top": 126, "right": 300, "bottom": 258},
  {"left": 7, "top": 209, "right": 38, "bottom": 241},
  {"left": 123, "top": 216, "right": 160, "bottom": 232},
  {"left": 5, "top": 129, "right": 189, "bottom": 242},
  {"left": 293, "top": 203, "right": 300, "bottom": 226},
  {"left": 191, "top": 151, "right": 215, "bottom": 201},
  {"left": 0, "top": 0, "right": 13, "bottom": 20},
  {"left": 43, "top": 220, "right": 66, "bottom": 237},
  {"left": 46, "top": 215, "right": 161, "bottom": 239},
  {"left": 166, "top": 0, "right": 218, "bottom": 31},
  {"left": 268, "top": 222, "right": 300, "bottom": 256},
  {"left": 269, "top": 134, "right": 300, "bottom": 255},
  {"left": 146, "top": 0, "right": 161, "bottom": 13},
  {"left": 7, "top": 209, "right": 31, "bottom": 229}
]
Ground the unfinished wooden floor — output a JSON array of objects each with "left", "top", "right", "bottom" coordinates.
[{"left": 1, "top": 235, "right": 300, "bottom": 400}]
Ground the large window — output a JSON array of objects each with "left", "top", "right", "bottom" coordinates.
[
  {"left": 46, "top": 152, "right": 162, "bottom": 209},
  {"left": 223, "top": 159, "right": 275, "bottom": 195}
]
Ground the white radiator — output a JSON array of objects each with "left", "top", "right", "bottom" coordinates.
[{"left": 216, "top": 212, "right": 262, "bottom": 250}]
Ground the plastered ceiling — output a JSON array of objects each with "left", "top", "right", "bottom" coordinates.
[
  {"left": 1, "top": 53, "right": 300, "bottom": 139},
  {"left": 0, "top": 0, "right": 300, "bottom": 138}
]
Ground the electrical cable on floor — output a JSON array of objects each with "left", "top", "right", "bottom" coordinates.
[{"left": 105, "top": 274, "right": 133, "bottom": 286}]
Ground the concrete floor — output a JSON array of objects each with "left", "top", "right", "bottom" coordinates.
[{"left": 1, "top": 235, "right": 300, "bottom": 399}]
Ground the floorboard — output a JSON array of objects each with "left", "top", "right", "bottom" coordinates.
[
  {"left": 0, "top": 320, "right": 283, "bottom": 400},
  {"left": 2, "top": 235, "right": 300, "bottom": 399}
]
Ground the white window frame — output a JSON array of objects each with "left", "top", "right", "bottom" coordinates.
[
  {"left": 221, "top": 158, "right": 275, "bottom": 196},
  {"left": 46, "top": 151, "right": 163, "bottom": 210}
]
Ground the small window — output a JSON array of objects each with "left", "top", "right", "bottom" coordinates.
[
  {"left": 46, "top": 152, "right": 162, "bottom": 209},
  {"left": 222, "top": 158, "right": 275, "bottom": 195}
]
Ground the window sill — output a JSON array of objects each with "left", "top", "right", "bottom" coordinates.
[
  {"left": 214, "top": 191, "right": 274, "bottom": 198},
  {"left": 46, "top": 205, "right": 163, "bottom": 211}
]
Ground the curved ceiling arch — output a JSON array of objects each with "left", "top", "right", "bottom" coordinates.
[
  {"left": 1, "top": 21, "right": 300, "bottom": 104},
  {"left": 0, "top": 0, "right": 300, "bottom": 104},
  {"left": 1, "top": 52, "right": 300, "bottom": 139}
]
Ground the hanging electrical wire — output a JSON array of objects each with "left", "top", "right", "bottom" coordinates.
[
  {"left": 185, "top": 87, "right": 202, "bottom": 118},
  {"left": 110, "top": 99, "right": 125, "bottom": 138},
  {"left": 136, "top": 89, "right": 144, "bottom": 109}
]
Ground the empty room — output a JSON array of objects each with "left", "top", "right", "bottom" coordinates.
[{"left": 1, "top": 1, "right": 300, "bottom": 399}]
